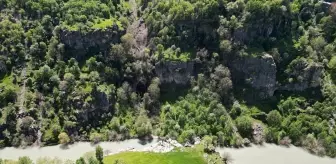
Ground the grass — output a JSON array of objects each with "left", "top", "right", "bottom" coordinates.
[
  {"left": 103, "top": 150, "right": 206, "bottom": 164},
  {"left": 91, "top": 18, "right": 124, "bottom": 30},
  {"left": 92, "top": 19, "right": 115, "bottom": 29},
  {"left": 62, "top": 18, "right": 124, "bottom": 31}
]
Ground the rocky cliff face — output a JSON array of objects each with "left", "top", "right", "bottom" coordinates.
[
  {"left": 230, "top": 54, "right": 324, "bottom": 100},
  {"left": 59, "top": 25, "right": 125, "bottom": 60},
  {"left": 281, "top": 59, "right": 323, "bottom": 91},
  {"left": 155, "top": 61, "right": 194, "bottom": 85},
  {"left": 230, "top": 54, "right": 277, "bottom": 100}
]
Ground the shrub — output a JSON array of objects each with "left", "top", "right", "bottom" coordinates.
[
  {"left": 90, "top": 132, "right": 104, "bottom": 144},
  {"left": 58, "top": 132, "right": 70, "bottom": 145},
  {"left": 235, "top": 116, "right": 253, "bottom": 138}
]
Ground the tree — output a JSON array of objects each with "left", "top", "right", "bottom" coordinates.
[
  {"left": 0, "top": 86, "right": 17, "bottom": 107},
  {"left": 210, "top": 65, "right": 233, "bottom": 100},
  {"left": 88, "top": 157, "right": 99, "bottom": 164},
  {"left": 121, "top": 33, "right": 134, "bottom": 51},
  {"left": 329, "top": 56, "right": 336, "bottom": 70},
  {"left": 109, "top": 44, "right": 126, "bottom": 63},
  {"left": 19, "top": 116, "right": 34, "bottom": 131},
  {"left": 148, "top": 78, "right": 160, "bottom": 101},
  {"left": 90, "top": 132, "right": 103, "bottom": 144},
  {"left": 135, "top": 110, "right": 152, "bottom": 138},
  {"left": 58, "top": 132, "right": 70, "bottom": 145},
  {"left": 18, "top": 156, "right": 33, "bottom": 164},
  {"left": 267, "top": 110, "right": 282, "bottom": 127},
  {"left": 235, "top": 116, "right": 253, "bottom": 138},
  {"left": 288, "top": 121, "right": 303, "bottom": 144},
  {"left": 219, "top": 40, "right": 232, "bottom": 54},
  {"left": 36, "top": 157, "right": 63, "bottom": 164},
  {"left": 76, "top": 157, "right": 86, "bottom": 164},
  {"left": 95, "top": 145, "right": 104, "bottom": 164}
]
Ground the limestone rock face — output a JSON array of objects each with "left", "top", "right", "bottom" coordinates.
[
  {"left": 230, "top": 54, "right": 277, "bottom": 99},
  {"left": 59, "top": 26, "right": 125, "bottom": 59},
  {"left": 155, "top": 61, "right": 194, "bottom": 85},
  {"left": 281, "top": 59, "right": 323, "bottom": 91}
]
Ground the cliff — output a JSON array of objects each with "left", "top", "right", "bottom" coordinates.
[
  {"left": 155, "top": 61, "right": 194, "bottom": 85},
  {"left": 230, "top": 54, "right": 277, "bottom": 100},
  {"left": 280, "top": 59, "right": 323, "bottom": 91},
  {"left": 59, "top": 25, "right": 125, "bottom": 60}
]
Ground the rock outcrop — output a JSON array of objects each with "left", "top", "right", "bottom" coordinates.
[
  {"left": 230, "top": 54, "right": 277, "bottom": 100},
  {"left": 253, "top": 123, "right": 264, "bottom": 144},
  {"left": 155, "top": 61, "right": 194, "bottom": 85},
  {"left": 281, "top": 59, "right": 323, "bottom": 91},
  {"left": 59, "top": 25, "right": 125, "bottom": 60}
]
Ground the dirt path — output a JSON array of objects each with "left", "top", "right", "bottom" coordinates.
[{"left": 18, "top": 64, "right": 27, "bottom": 113}]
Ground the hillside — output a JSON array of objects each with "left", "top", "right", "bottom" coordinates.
[{"left": 0, "top": 0, "right": 335, "bottom": 160}]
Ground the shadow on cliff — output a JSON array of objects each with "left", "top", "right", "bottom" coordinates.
[{"left": 159, "top": 83, "right": 190, "bottom": 103}]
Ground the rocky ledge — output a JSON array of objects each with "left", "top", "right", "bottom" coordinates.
[{"left": 59, "top": 25, "right": 125, "bottom": 60}]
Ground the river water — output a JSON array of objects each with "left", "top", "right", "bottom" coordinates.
[
  {"left": 0, "top": 139, "right": 335, "bottom": 164},
  {"left": 0, "top": 138, "right": 160, "bottom": 162},
  {"left": 217, "top": 144, "right": 336, "bottom": 164}
]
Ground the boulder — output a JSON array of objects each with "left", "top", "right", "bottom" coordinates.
[{"left": 230, "top": 54, "right": 277, "bottom": 100}]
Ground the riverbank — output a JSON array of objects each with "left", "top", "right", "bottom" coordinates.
[{"left": 0, "top": 139, "right": 335, "bottom": 164}]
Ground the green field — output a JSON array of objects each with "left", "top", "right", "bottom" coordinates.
[{"left": 103, "top": 151, "right": 206, "bottom": 164}]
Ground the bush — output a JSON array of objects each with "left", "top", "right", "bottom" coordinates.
[
  {"left": 178, "top": 129, "right": 196, "bottom": 144},
  {"left": 302, "top": 134, "right": 326, "bottom": 156},
  {"left": 135, "top": 110, "right": 152, "bottom": 138},
  {"left": 58, "top": 132, "right": 70, "bottom": 145},
  {"left": 266, "top": 110, "right": 282, "bottom": 127},
  {"left": 90, "top": 132, "right": 104, "bottom": 144},
  {"left": 235, "top": 116, "right": 253, "bottom": 138},
  {"left": 18, "top": 156, "right": 33, "bottom": 164},
  {"left": 279, "top": 136, "right": 292, "bottom": 147}
]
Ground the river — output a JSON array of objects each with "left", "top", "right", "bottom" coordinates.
[
  {"left": 217, "top": 144, "right": 336, "bottom": 164},
  {"left": 0, "top": 138, "right": 160, "bottom": 162},
  {"left": 0, "top": 139, "right": 335, "bottom": 164}
]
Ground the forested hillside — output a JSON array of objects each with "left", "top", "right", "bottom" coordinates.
[{"left": 0, "top": 0, "right": 335, "bottom": 158}]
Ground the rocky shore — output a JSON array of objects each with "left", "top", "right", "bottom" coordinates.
[{"left": 104, "top": 138, "right": 184, "bottom": 156}]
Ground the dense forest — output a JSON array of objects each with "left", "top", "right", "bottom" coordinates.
[{"left": 0, "top": 0, "right": 336, "bottom": 159}]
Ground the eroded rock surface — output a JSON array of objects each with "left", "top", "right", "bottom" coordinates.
[
  {"left": 281, "top": 59, "right": 323, "bottom": 91},
  {"left": 60, "top": 26, "right": 125, "bottom": 59},
  {"left": 155, "top": 61, "right": 194, "bottom": 85},
  {"left": 230, "top": 54, "right": 277, "bottom": 99}
]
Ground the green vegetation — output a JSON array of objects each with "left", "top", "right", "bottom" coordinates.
[
  {"left": 104, "top": 151, "right": 206, "bottom": 164},
  {"left": 103, "top": 142, "right": 223, "bottom": 164},
  {"left": 0, "top": 0, "right": 336, "bottom": 160},
  {"left": 92, "top": 19, "right": 123, "bottom": 30}
]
